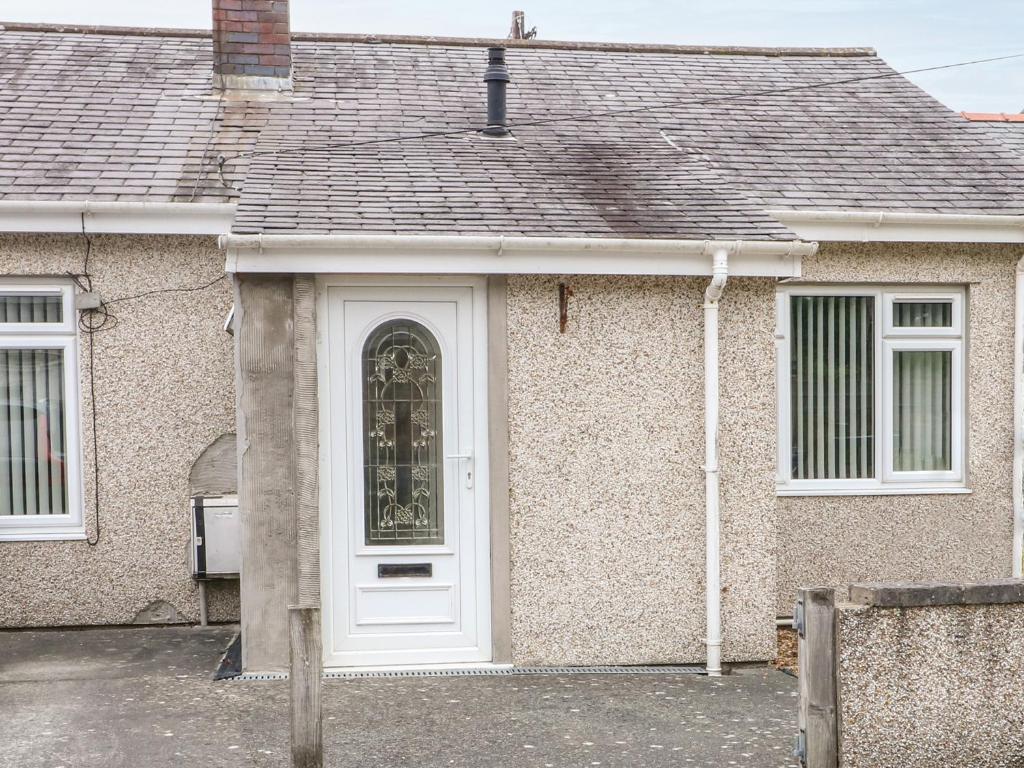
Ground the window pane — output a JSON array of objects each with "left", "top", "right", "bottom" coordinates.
[
  {"left": 790, "top": 296, "right": 875, "bottom": 480},
  {"left": 893, "top": 350, "right": 952, "bottom": 472},
  {"left": 362, "top": 320, "right": 443, "bottom": 545},
  {"left": 893, "top": 301, "right": 952, "bottom": 328},
  {"left": 1, "top": 294, "right": 63, "bottom": 324},
  {"left": 0, "top": 349, "right": 68, "bottom": 516}
]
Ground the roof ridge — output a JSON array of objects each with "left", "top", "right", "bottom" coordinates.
[
  {"left": 0, "top": 21, "right": 877, "bottom": 57},
  {"left": 961, "top": 111, "right": 1024, "bottom": 123},
  {"left": 0, "top": 21, "right": 210, "bottom": 39}
]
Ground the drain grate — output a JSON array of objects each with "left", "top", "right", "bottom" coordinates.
[
  {"left": 222, "top": 665, "right": 705, "bottom": 681},
  {"left": 328, "top": 665, "right": 706, "bottom": 679},
  {"left": 223, "top": 671, "right": 289, "bottom": 682}
]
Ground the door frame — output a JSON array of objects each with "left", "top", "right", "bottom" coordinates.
[{"left": 316, "top": 274, "right": 492, "bottom": 668}]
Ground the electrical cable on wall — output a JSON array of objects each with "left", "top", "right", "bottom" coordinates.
[
  {"left": 68, "top": 214, "right": 229, "bottom": 547},
  {"left": 69, "top": 213, "right": 103, "bottom": 546}
]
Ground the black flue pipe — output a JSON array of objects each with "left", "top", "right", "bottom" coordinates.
[{"left": 482, "top": 46, "right": 511, "bottom": 137}]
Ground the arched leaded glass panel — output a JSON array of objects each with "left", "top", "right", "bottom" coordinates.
[{"left": 362, "top": 320, "right": 444, "bottom": 545}]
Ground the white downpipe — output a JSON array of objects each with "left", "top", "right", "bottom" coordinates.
[
  {"left": 1014, "top": 257, "right": 1024, "bottom": 578},
  {"left": 704, "top": 247, "right": 729, "bottom": 676}
]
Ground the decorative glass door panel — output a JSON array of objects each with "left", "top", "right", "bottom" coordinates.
[
  {"left": 322, "top": 282, "right": 491, "bottom": 668},
  {"left": 363, "top": 320, "right": 444, "bottom": 545}
]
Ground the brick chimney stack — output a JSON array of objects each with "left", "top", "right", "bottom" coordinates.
[{"left": 212, "top": 0, "right": 292, "bottom": 91}]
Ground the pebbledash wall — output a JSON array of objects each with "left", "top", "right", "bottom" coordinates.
[
  {"left": 777, "top": 242, "right": 1021, "bottom": 616},
  {"left": 505, "top": 243, "right": 1024, "bottom": 663},
  {"left": 4, "top": 237, "right": 1019, "bottom": 664},
  {"left": 0, "top": 233, "right": 238, "bottom": 627},
  {"left": 836, "top": 582, "right": 1024, "bottom": 768},
  {"left": 506, "top": 275, "right": 779, "bottom": 664}
]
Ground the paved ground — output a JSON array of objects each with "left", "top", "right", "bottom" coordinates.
[{"left": 0, "top": 626, "right": 799, "bottom": 767}]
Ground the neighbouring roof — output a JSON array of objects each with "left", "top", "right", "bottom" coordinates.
[
  {"left": 2, "top": 24, "right": 1024, "bottom": 240},
  {"left": 961, "top": 112, "right": 1024, "bottom": 155}
]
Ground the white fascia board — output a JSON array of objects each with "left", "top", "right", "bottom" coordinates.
[
  {"left": 0, "top": 201, "right": 236, "bottom": 235},
  {"left": 769, "top": 209, "right": 1024, "bottom": 243},
  {"left": 220, "top": 234, "right": 816, "bottom": 277}
]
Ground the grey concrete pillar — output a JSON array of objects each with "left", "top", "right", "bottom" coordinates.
[{"left": 236, "top": 274, "right": 298, "bottom": 672}]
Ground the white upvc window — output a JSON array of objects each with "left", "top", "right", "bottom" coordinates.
[
  {"left": 0, "top": 280, "right": 84, "bottom": 540},
  {"left": 776, "top": 285, "right": 966, "bottom": 496}
]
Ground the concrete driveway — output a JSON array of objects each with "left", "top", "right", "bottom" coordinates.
[{"left": 0, "top": 626, "right": 799, "bottom": 767}]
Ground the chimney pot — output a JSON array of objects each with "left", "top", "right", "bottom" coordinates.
[
  {"left": 482, "top": 47, "right": 511, "bottom": 137},
  {"left": 212, "top": 0, "right": 292, "bottom": 91}
]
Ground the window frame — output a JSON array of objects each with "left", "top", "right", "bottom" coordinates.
[
  {"left": 776, "top": 285, "right": 967, "bottom": 497},
  {"left": 0, "top": 280, "right": 85, "bottom": 540}
]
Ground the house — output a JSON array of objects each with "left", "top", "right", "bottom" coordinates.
[{"left": 2, "top": 2, "right": 1024, "bottom": 675}]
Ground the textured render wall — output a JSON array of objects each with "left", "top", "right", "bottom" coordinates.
[
  {"left": 777, "top": 243, "right": 1022, "bottom": 616},
  {"left": 506, "top": 275, "right": 777, "bottom": 665},
  {"left": 837, "top": 600, "right": 1024, "bottom": 767},
  {"left": 0, "top": 234, "right": 238, "bottom": 626}
]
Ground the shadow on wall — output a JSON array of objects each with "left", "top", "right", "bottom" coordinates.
[{"left": 132, "top": 433, "right": 239, "bottom": 625}]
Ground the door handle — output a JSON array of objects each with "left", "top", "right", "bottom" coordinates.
[{"left": 446, "top": 452, "right": 474, "bottom": 489}]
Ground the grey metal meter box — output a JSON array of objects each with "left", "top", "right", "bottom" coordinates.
[{"left": 191, "top": 495, "right": 240, "bottom": 578}]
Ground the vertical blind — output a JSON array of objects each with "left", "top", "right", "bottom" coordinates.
[
  {"left": 893, "top": 350, "right": 952, "bottom": 472},
  {"left": 1, "top": 294, "right": 67, "bottom": 517},
  {"left": 1, "top": 294, "right": 63, "bottom": 324},
  {"left": 1, "top": 348, "right": 68, "bottom": 516},
  {"left": 790, "top": 296, "right": 875, "bottom": 480}
]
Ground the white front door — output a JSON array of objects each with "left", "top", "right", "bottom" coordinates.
[{"left": 320, "top": 279, "right": 491, "bottom": 668}]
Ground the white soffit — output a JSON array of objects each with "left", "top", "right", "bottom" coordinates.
[
  {"left": 769, "top": 209, "right": 1024, "bottom": 243},
  {"left": 0, "top": 201, "right": 236, "bottom": 235},
  {"left": 220, "top": 234, "right": 816, "bottom": 277}
]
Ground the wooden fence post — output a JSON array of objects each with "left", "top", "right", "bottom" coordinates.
[
  {"left": 289, "top": 606, "right": 323, "bottom": 768},
  {"left": 797, "top": 587, "right": 838, "bottom": 768}
]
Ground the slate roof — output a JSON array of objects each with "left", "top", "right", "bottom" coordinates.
[
  {"left": 2, "top": 24, "right": 1024, "bottom": 239},
  {"left": 235, "top": 128, "right": 796, "bottom": 239},
  {"left": 0, "top": 26, "right": 268, "bottom": 203},
  {"left": 990, "top": 124, "right": 1024, "bottom": 154},
  {"left": 961, "top": 113, "right": 1024, "bottom": 156}
]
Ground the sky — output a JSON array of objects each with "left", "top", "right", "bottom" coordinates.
[{"left": 3, "top": 0, "right": 1022, "bottom": 112}]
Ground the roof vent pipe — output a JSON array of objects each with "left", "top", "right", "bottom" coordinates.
[{"left": 482, "top": 47, "right": 511, "bottom": 137}]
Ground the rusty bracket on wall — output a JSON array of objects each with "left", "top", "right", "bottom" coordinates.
[{"left": 558, "top": 282, "right": 573, "bottom": 333}]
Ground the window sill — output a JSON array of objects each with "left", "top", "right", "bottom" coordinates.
[
  {"left": 776, "top": 485, "right": 971, "bottom": 498},
  {"left": 0, "top": 529, "right": 87, "bottom": 542}
]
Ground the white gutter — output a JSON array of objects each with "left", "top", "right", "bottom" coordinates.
[
  {"left": 0, "top": 201, "right": 236, "bottom": 235},
  {"left": 704, "top": 247, "right": 729, "bottom": 677},
  {"left": 768, "top": 209, "right": 1024, "bottom": 244},
  {"left": 220, "top": 234, "right": 816, "bottom": 277},
  {"left": 1015, "top": 256, "right": 1024, "bottom": 578}
]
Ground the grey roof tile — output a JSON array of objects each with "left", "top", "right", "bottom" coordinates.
[
  {"left": 2, "top": 27, "right": 1024, "bottom": 238},
  {"left": 970, "top": 120, "right": 1024, "bottom": 156}
]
